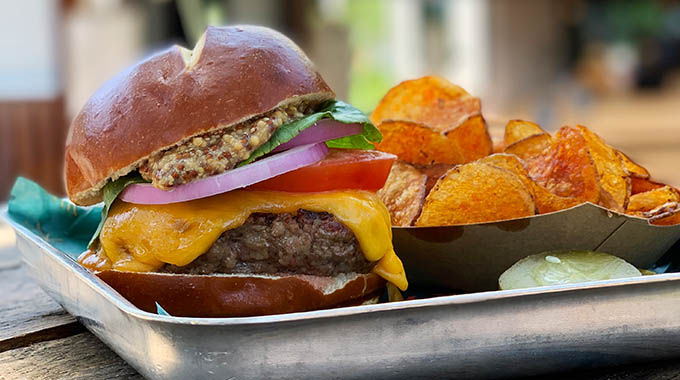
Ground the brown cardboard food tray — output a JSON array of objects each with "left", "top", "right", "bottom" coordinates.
[{"left": 393, "top": 202, "right": 680, "bottom": 292}]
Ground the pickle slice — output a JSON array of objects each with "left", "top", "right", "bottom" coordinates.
[{"left": 499, "top": 250, "right": 642, "bottom": 290}]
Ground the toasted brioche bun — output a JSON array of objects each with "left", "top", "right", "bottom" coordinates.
[
  {"left": 97, "top": 271, "right": 385, "bottom": 317},
  {"left": 66, "top": 25, "right": 334, "bottom": 205}
]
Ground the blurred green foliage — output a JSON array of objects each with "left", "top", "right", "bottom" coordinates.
[
  {"left": 344, "top": 0, "right": 395, "bottom": 113},
  {"left": 586, "top": 1, "right": 664, "bottom": 41}
]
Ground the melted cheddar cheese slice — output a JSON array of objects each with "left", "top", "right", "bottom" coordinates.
[{"left": 95, "top": 190, "right": 408, "bottom": 291}]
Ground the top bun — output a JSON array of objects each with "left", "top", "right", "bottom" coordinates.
[{"left": 65, "top": 25, "right": 334, "bottom": 205}]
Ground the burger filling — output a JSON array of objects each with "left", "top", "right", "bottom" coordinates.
[
  {"left": 160, "top": 210, "right": 374, "bottom": 276},
  {"left": 83, "top": 189, "right": 408, "bottom": 291},
  {"left": 139, "top": 102, "right": 314, "bottom": 189}
]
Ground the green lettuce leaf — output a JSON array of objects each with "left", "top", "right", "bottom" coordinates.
[
  {"left": 7, "top": 177, "right": 102, "bottom": 258},
  {"left": 156, "top": 302, "right": 172, "bottom": 316},
  {"left": 237, "top": 100, "right": 381, "bottom": 167},
  {"left": 88, "top": 173, "right": 148, "bottom": 248}
]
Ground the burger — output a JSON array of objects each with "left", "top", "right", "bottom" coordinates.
[{"left": 67, "top": 25, "right": 407, "bottom": 317}]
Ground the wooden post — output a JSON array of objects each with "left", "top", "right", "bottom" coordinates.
[
  {"left": 0, "top": 1, "right": 66, "bottom": 199},
  {"left": 0, "top": 98, "right": 67, "bottom": 199}
]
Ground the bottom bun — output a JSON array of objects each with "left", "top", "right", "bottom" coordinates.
[{"left": 97, "top": 271, "right": 386, "bottom": 317}]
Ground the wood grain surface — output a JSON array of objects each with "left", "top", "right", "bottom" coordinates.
[
  {"left": 0, "top": 333, "right": 144, "bottom": 380},
  {"left": 0, "top": 221, "right": 142, "bottom": 379},
  {"left": 0, "top": 265, "right": 81, "bottom": 351}
]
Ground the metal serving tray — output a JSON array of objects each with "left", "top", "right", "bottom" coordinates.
[{"left": 5, "top": 211, "right": 680, "bottom": 379}]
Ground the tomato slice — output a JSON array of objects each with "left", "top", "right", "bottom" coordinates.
[{"left": 248, "top": 149, "right": 396, "bottom": 192}]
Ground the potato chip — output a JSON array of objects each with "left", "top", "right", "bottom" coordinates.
[
  {"left": 371, "top": 76, "right": 480, "bottom": 129},
  {"left": 504, "top": 119, "right": 546, "bottom": 147},
  {"left": 415, "top": 162, "right": 536, "bottom": 226},
  {"left": 375, "top": 120, "right": 465, "bottom": 165},
  {"left": 377, "top": 161, "right": 427, "bottom": 226},
  {"left": 479, "top": 154, "right": 534, "bottom": 188},
  {"left": 627, "top": 186, "right": 680, "bottom": 215},
  {"left": 530, "top": 185, "right": 585, "bottom": 214},
  {"left": 447, "top": 115, "right": 494, "bottom": 163},
  {"left": 617, "top": 150, "right": 650, "bottom": 179},
  {"left": 644, "top": 202, "right": 679, "bottom": 217},
  {"left": 503, "top": 132, "right": 553, "bottom": 164},
  {"left": 479, "top": 154, "right": 581, "bottom": 214},
  {"left": 492, "top": 140, "right": 505, "bottom": 154},
  {"left": 371, "top": 76, "right": 492, "bottom": 165},
  {"left": 631, "top": 177, "right": 666, "bottom": 195},
  {"left": 416, "top": 163, "right": 456, "bottom": 194},
  {"left": 523, "top": 126, "right": 601, "bottom": 204},
  {"left": 649, "top": 203, "right": 680, "bottom": 226},
  {"left": 577, "top": 126, "right": 630, "bottom": 211}
]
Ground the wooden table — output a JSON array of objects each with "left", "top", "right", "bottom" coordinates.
[
  {"left": 0, "top": 222, "right": 142, "bottom": 379},
  {"left": 1, "top": 222, "right": 679, "bottom": 380}
]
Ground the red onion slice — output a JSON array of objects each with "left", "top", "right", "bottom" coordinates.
[
  {"left": 272, "top": 119, "right": 363, "bottom": 152},
  {"left": 120, "top": 143, "right": 329, "bottom": 204}
]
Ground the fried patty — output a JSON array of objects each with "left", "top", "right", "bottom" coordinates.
[{"left": 160, "top": 210, "right": 374, "bottom": 276}]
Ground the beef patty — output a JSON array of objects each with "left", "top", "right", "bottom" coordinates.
[{"left": 160, "top": 210, "right": 374, "bottom": 276}]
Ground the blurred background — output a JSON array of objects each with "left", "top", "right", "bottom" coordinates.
[{"left": 1, "top": 0, "right": 679, "bottom": 200}]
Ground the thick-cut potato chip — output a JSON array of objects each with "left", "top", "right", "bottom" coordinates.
[
  {"left": 375, "top": 117, "right": 491, "bottom": 165},
  {"left": 627, "top": 186, "right": 680, "bottom": 215},
  {"left": 371, "top": 76, "right": 492, "bottom": 165},
  {"left": 492, "top": 140, "right": 505, "bottom": 154},
  {"left": 631, "top": 177, "right": 666, "bottom": 195},
  {"left": 479, "top": 154, "right": 537, "bottom": 196},
  {"left": 371, "top": 76, "right": 480, "bottom": 129},
  {"left": 617, "top": 150, "right": 650, "bottom": 179},
  {"left": 479, "top": 153, "right": 526, "bottom": 173},
  {"left": 415, "top": 162, "right": 536, "bottom": 226},
  {"left": 416, "top": 163, "right": 456, "bottom": 194},
  {"left": 644, "top": 202, "right": 679, "bottom": 217},
  {"left": 375, "top": 120, "right": 464, "bottom": 165},
  {"left": 649, "top": 203, "right": 680, "bottom": 226},
  {"left": 652, "top": 212, "right": 680, "bottom": 226},
  {"left": 447, "top": 115, "right": 493, "bottom": 163},
  {"left": 643, "top": 202, "right": 678, "bottom": 219},
  {"left": 377, "top": 161, "right": 427, "bottom": 226},
  {"left": 577, "top": 126, "right": 630, "bottom": 211},
  {"left": 479, "top": 154, "right": 581, "bottom": 214},
  {"left": 504, "top": 119, "right": 546, "bottom": 147},
  {"left": 523, "top": 126, "right": 601, "bottom": 204},
  {"left": 503, "top": 132, "right": 553, "bottom": 164},
  {"left": 479, "top": 154, "right": 535, "bottom": 184},
  {"left": 531, "top": 183, "right": 584, "bottom": 213},
  {"left": 505, "top": 126, "right": 626, "bottom": 210}
]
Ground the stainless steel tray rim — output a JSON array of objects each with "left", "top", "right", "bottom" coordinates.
[{"left": 6, "top": 210, "right": 680, "bottom": 327}]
